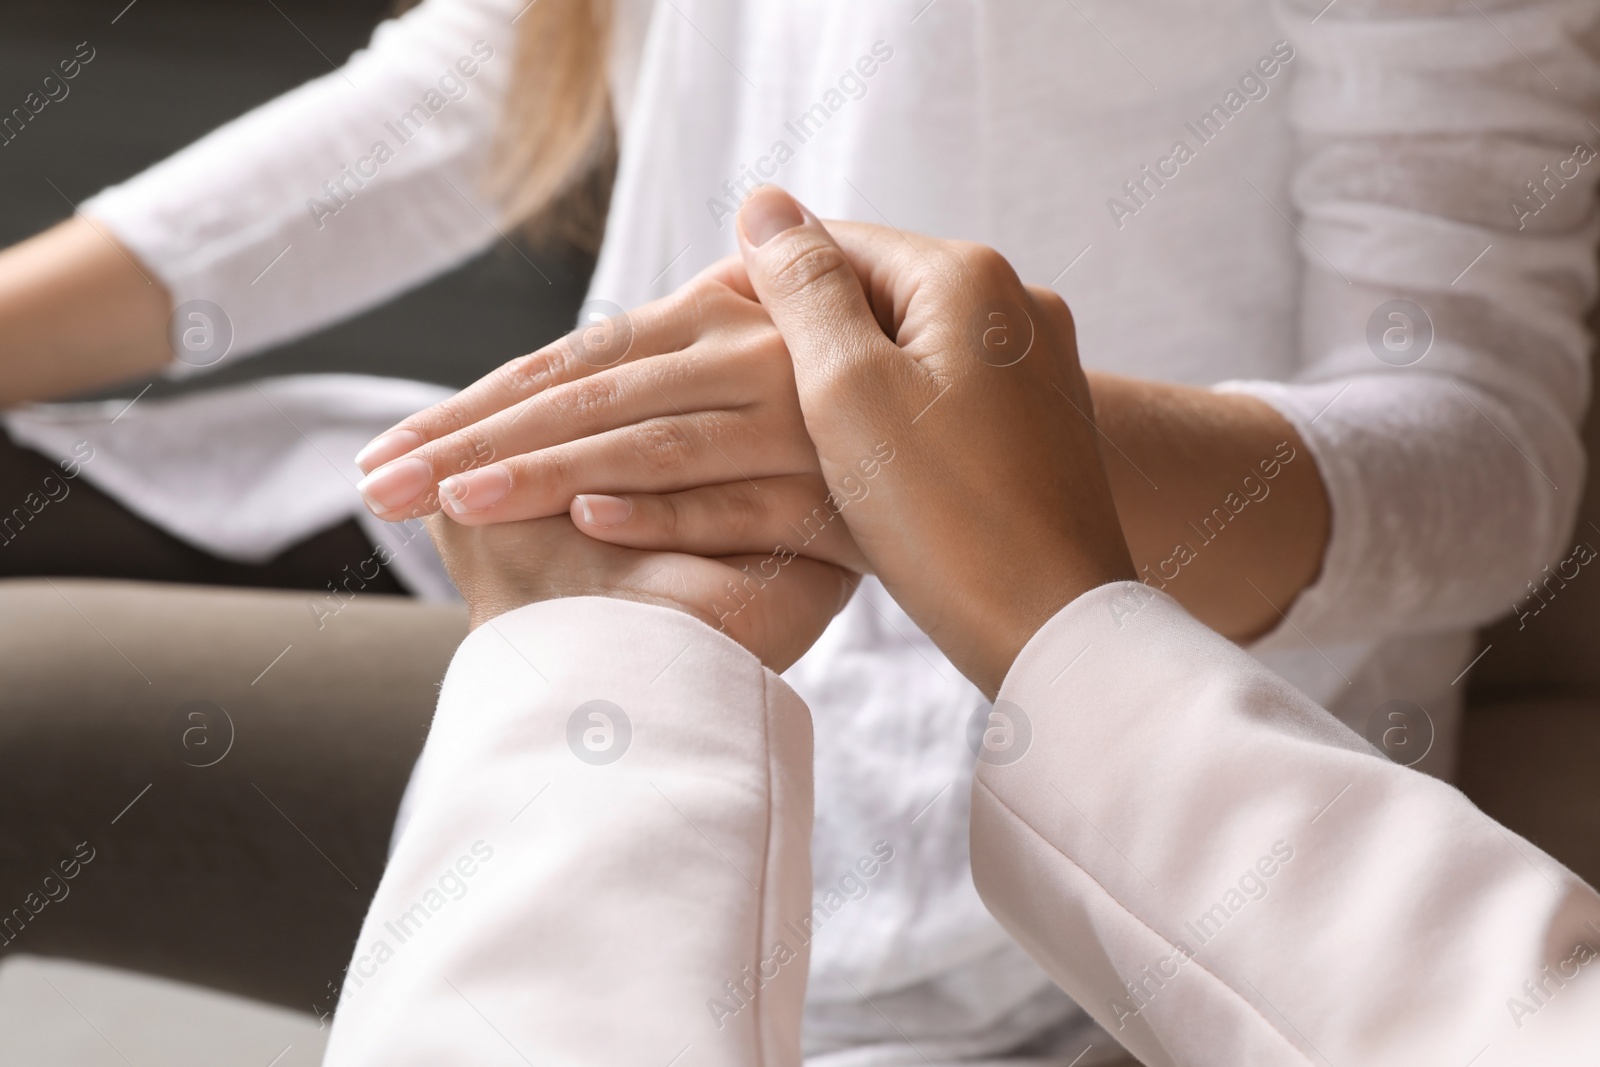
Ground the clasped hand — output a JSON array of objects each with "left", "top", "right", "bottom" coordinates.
[{"left": 356, "top": 187, "right": 1134, "bottom": 695}]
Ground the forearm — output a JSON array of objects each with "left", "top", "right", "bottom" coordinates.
[
  {"left": 1088, "top": 370, "right": 1329, "bottom": 641},
  {"left": 0, "top": 217, "right": 171, "bottom": 405}
]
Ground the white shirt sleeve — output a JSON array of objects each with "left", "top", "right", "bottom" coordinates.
[
  {"left": 973, "top": 582, "right": 1600, "bottom": 1066},
  {"left": 80, "top": 0, "right": 522, "bottom": 368},
  {"left": 321, "top": 597, "right": 813, "bottom": 1067},
  {"left": 1223, "top": 0, "right": 1600, "bottom": 643}
]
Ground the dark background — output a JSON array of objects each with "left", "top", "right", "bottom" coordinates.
[{"left": 0, "top": 0, "right": 594, "bottom": 397}]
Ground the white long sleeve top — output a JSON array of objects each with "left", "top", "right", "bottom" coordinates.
[
  {"left": 6, "top": 0, "right": 1598, "bottom": 1058},
  {"left": 323, "top": 588, "right": 1600, "bottom": 1066}
]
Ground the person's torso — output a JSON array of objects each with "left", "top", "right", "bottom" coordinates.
[{"left": 590, "top": 4, "right": 1465, "bottom": 1060}]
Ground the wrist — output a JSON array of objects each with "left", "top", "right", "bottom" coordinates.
[{"left": 966, "top": 552, "right": 1137, "bottom": 698}]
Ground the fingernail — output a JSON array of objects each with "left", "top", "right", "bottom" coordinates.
[
  {"left": 740, "top": 186, "right": 805, "bottom": 247},
  {"left": 575, "top": 493, "right": 632, "bottom": 528},
  {"left": 355, "top": 429, "right": 423, "bottom": 474},
  {"left": 356, "top": 457, "right": 433, "bottom": 513},
  {"left": 439, "top": 466, "right": 512, "bottom": 516}
]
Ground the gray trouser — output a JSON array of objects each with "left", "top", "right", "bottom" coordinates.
[{"left": 0, "top": 577, "right": 466, "bottom": 1017}]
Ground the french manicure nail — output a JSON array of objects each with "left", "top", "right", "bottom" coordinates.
[
  {"left": 357, "top": 457, "right": 433, "bottom": 513},
  {"left": 740, "top": 186, "right": 805, "bottom": 247},
  {"left": 576, "top": 494, "right": 632, "bottom": 528},
  {"left": 439, "top": 466, "right": 512, "bottom": 515},
  {"left": 355, "top": 429, "right": 423, "bottom": 474}
]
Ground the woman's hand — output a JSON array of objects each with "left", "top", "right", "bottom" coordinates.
[
  {"left": 352, "top": 271, "right": 865, "bottom": 570},
  {"left": 427, "top": 513, "right": 850, "bottom": 674},
  {"left": 603, "top": 189, "right": 1136, "bottom": 697},
  {"left": 745, "top": 190, "right": 1136, "bottom": 694}
]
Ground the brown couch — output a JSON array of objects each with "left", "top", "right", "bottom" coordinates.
[{"left": 1460, "top": 301, "right": 1600, "bottom": 887}]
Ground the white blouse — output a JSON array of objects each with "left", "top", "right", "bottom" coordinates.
[{"left": 6, "top": 0, "right": 1597, "bottom": 1060}]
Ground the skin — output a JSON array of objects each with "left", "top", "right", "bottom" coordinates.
[
  {"left": 434, "top": 188, "right": 1143, "bottom": 697},
  {"left": 0, "top": 217, "right": 171, "bottom": 404},
  {"left": 350, "top": 270, "right": 865, "bottom": 570},
  {"left": 358, "top": 219, "right": 1327, "bottom": 643},
  {"left": 0, "top": 209, "right": 1328, "bottom": 642},
  {"left": 426, "top": 512, "right": 850, "bottom": 674},
  {"left": 725, "top": 190, "right": 1138, "bottom": 695},
  {"left": 1087, "top": 372, "right": 1328, "bottom": 640}
]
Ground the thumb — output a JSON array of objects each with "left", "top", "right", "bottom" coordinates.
[{"left": 736, "top": 186, "right": 888, "bottom": 392}]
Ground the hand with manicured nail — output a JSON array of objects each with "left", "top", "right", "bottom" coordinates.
[
  {"left": 426, "top": 512, "right": 850, "bottom": 673},
  {"left": 352, "top": 268, "right": 864, "bottom": 572}
]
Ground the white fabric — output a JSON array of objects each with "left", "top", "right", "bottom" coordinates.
[
  {"left": 326, "top": 590, "right": 1600, "bottom": 1065},
  {"left": 325, "top": 597, "right": 814, "bottom": 1067},
  {"left": 1, "top": 375, "right": 458, "bottom": 598},
  {"left": 974, "top": 583, "right": 1600, "bottom": 1065},
  {"left": 9, "top": 0, "right": 1599, "bottom": 1058}
]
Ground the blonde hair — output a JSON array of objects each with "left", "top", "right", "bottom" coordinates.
[{"left": 396, "top": 0, "right": 616, "bottom": 250}]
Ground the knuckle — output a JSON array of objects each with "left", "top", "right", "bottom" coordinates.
[
  {"left": 679, "top": 275, "right": 727, "bottom": 318},
  {"left": 414, "top": 394, "right": 469, "bottom": 438},
  {"left": 765, "top": 238, "right": 852, "bottom": 302},
  {"left": 676, "top": 276, "right": 716, "bottom": 313},
  {"left": 704, "top": 287, "right": 766, "bottom": 338},
  {"left": 950, "top": 240, "right": 1009, "bottom": 276},
  {"left": 459, "top": 428, "right": 497, "bottom": 471},
  {"left": 636, "top": 419, "right": 694, "bottom": 476},
  {"left": 502, "top": 350, "right": 559, "bottom": 395},
  {"left": 655, "top": 492, "right": 684, "bottom": 539},
  {"left": 939, "top": 241, "right": 1021, "bottom": 299},
  {"left": 1023, "top": 293, "right": 1079, "bottom": 377},
  {"left": 564, "top": 374, "right": 622, "bottom": 431},
  {"left": 633, "top": 285, "right": 700, "bottom": 342},
  {"left": 1028, "top": 284, "right": 1076, "bottom": 332},
  {"left": 723, "top": 484, "right": 768, "bottom": 540},
  {"left": 543, "top": 341, "right": 582, "bottom": 383},
  {"left": 532, "top": 448, "right": 572, "bottom": 495},
  {"left": 425, "top": 427, "right": 495, "bottom": 475}
]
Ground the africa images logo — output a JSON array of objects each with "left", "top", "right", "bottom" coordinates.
[{"left": 567, "top": 700, "right": 632, "bottom": 765}]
